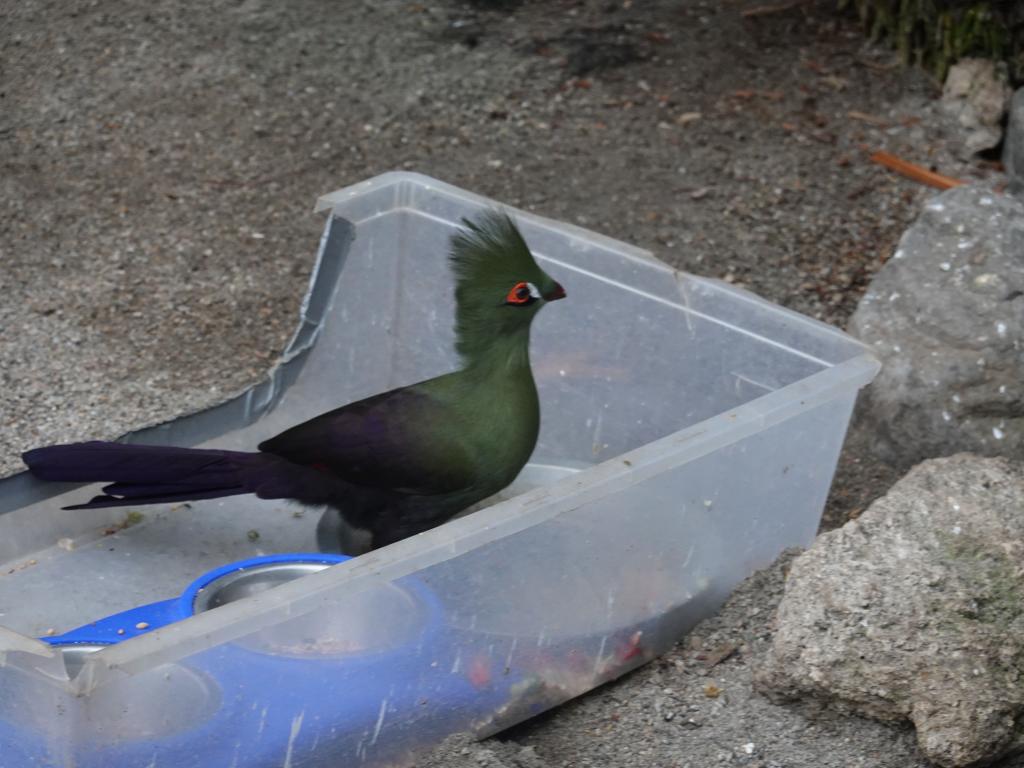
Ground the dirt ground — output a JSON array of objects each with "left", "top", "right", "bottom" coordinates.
[{"left": 0, "top": 0, "right": 1010, "bottom": 765}]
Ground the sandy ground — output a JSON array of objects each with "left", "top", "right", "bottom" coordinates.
[{"left": 1, "top": 0, "right": 1009, "bottom": 765}]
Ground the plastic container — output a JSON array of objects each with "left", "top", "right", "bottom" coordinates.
[
  {"left": 37, "top": 555, "right": 486, "bottom": 767},
  {"left": 0, "top": 172, "right": 879, "bottom": 766}
]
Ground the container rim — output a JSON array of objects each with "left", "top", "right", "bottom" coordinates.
[{"left": 316, "top": 171, "right": 872, "bottom": 366}]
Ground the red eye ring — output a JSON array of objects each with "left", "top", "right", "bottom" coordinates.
[{"left": 505, "top": 281, "right": 534, "bottom": 305}]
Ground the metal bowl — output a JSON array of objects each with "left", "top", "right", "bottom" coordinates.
[
  {"left": 191, "top": 561, "right": 330, "bottom": 613},
  {"left": 190, "top": 558, "right": 433, "bottom": 658}
]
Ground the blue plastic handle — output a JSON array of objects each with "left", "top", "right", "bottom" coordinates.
[{"left": 44, "top": 553, "right": 350, "bottom": 645}]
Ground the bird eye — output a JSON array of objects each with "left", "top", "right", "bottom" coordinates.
[{"left": 505, "top": 281, "right": 540, "bottom": 306}]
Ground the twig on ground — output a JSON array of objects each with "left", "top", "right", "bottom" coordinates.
[
  {"left": 869, "top": 151, "right": 965, "bottom": 190},
  {"left": 699, "top": 642, "right": 739, "bottom": 672},
  {"left": 848, "top": 110, "right": 890, "bottom": 127},
  {"left": 856, "top": 55, "right": 901, "bottom": 71},
  {"left": 741, "top": 0, "right": 812, "bottom": 18}
]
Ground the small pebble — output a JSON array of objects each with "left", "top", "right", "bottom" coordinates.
[{"left": 135, "top": 622, "right": 150, "bottom": 630}]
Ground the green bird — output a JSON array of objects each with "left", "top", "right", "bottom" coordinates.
[{"left": 22, "top": 211, "right": 566, "bottom": 555}]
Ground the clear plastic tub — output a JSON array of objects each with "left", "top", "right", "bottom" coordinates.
[{"left": 0, "top": 172, "right": 878, "bottom": 767}]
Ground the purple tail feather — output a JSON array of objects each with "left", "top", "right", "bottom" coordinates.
[{"left": 22, "top": 441, "right": 275, "bottom": 510}]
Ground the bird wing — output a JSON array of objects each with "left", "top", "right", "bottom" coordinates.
[{"left": 257, "top": 386, "right": 476, "bottom": 496}]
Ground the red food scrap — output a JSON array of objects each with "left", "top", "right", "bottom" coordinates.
[
  {"left": 468, "top": 655, "right": 492, "bottom": 689},
  {"left": 616, "top": 630, "right": 644, "bottom": 662}
]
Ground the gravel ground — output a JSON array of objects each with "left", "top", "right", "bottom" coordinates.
[
  {"left": 2, "top": 0, "right": 984, "bottom": 480},
  {"left": 0, "top": 0, "right": 1008, "bottom": 765}
]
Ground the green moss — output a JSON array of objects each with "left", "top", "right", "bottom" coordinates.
[
  {"left": 938, "top": 531, "right": 1023, "bottom": 626},
  {"left": 839, "top": 0, "right": 1023, "bottom": 83}
]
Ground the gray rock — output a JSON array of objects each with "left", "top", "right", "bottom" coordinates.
[
  {"left": 414, "top": 735, "right": 549, "bottom": 768},
  {"left": 849, "top": 185, "right": 1024, "bottom": 466},
  {"left": 1005, "top": 88, "right": 1024, "bottom": 196},
  {"left": 755, "top": 454, "right": 1024, "bottom": 768},
  {"left": 940, "top": 58, "right": 1012, "bottom": 156}
]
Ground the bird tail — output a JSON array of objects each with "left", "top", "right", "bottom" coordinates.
[{"left": 21, "top": 441, "right": 269, "bottom": 510}]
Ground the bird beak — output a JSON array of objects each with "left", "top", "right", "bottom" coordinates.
[{"left": 545, "top": 283, "right": 566, "bottom": 301}]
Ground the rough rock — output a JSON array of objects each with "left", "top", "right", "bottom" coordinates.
[
  {"left": 940, "top": 58, "right": 1012, "bottom": 156},
  {"left": 756, "top": 454, "right": 1024, "bottom": 768},
  {"left": 849, "top": 185, "right": 1024, "bottom": 466},
  {"left": 413, "top": 735, "right": 548, "bottom": 768},
  {"left": 1005, "top": 87, "right": 1024, "bottom": 196}
]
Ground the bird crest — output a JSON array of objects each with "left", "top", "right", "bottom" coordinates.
[{"left": 448, "top": 210, "right": 564, "bottom": 363}]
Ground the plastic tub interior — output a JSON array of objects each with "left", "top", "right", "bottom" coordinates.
[{"left": 0, "top": 172, "right": 879, "bottom": 767}]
